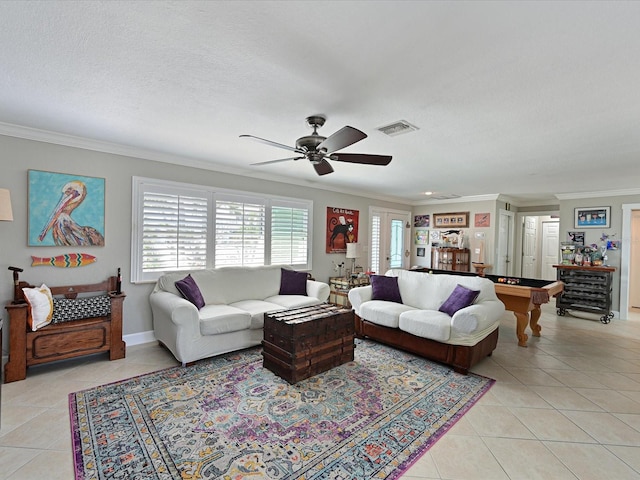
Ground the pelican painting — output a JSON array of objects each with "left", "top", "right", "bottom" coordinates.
[{"left": 29, "top": 170, "right": 105, "bottom": 247}]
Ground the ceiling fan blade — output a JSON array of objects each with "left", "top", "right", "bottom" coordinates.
[
  {"left": 314, "top": 159, "right": 334, "bottom": 176},
  {"left": 330, "top": 153, "right": 392, "bottom": 165},
  {"left": 317, "top": 126, "right": 367, "bottom": 154},
  {"left": 240, "top": 134, "right": 302, "bottom": 153},
  {"left": 251, "top": 157, "right": 303, "bottom": 166}
]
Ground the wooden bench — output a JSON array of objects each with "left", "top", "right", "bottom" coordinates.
[{"left": 4, "top": 276, "right": 125, "bottom": 383}]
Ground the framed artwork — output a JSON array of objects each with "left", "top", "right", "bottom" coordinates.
[
  {"left": 326, "top": 206, "right": 359, "bottom": 253},
  {"left": 433, "top": 212, "right": 469, "bottom": 228},
  {"left": 28, "top": 170, "right": 105, "bottom": 246},
  {"left": 574, "top": 206, "right": 610, "bottom": 228},
  {"left": 414, "top": 228, "right": 429, "bottom": 245},
  {"left": 474, "top": 213, "right": 490, "bottom": 228},
  {"left": 414, "top": 215, "right": 430, "bottom": 227},
  {"left": 567, "top": 231, "right": 585, "bottom": 245},
  {"left": 417, "top": 247, "right": 426, "bottom": 257},
  {"left": 430, "top": 230, "right": 441, "bottom": 242}
]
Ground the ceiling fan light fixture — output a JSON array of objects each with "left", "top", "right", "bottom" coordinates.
[{"left": 377, "top": 120, "right": 419, "bottom": 137}]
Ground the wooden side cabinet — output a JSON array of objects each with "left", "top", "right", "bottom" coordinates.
[
  {"left": 431, "top": 247, "right": 470, "bottom": 272},
  {"left": 553, "top": 265, "right": 615, "bottom": 324}
]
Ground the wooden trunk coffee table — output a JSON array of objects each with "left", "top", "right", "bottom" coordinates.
[{"left": 262, "top": 304, "right": 355, "bottom": 384}]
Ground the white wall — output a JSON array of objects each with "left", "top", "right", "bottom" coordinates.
[{"left": 0, "top": 134, "right": 410, "bottom": 353}]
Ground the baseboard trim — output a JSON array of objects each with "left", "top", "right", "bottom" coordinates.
[{"left": 124, "top": 330, "right": 156, "bottom": 346}]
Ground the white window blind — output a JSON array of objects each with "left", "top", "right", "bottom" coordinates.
[
  {"left": 215, "top": 196, "right": 266, "bottom": 267},
  {"left": 132, "top": 177, "right": 313, "bottom": 283},
  {"left": 271, "top": 204, "right": 309, "bottom": 266},
  {"left": 371, "top": 214, "right": 381, "bottom": 275}
]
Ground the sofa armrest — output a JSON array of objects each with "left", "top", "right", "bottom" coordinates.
[
  {"left": 348, "top": 285, "right": 373, "bottom": 314},
  {"left": 306, "top": 280, "right": 330, "bottom": 302},
  {"left": 451, "top": 299, "right": 506, "bottom": 334},
  {"left": 150, "top": 291, "right": 200, "bottom": 327}
]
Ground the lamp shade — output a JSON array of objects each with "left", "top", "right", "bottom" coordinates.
[
  {"left": 0, "top": 188, "right": 13, "bottom": 221},
  {"left": 346, "top": 243, "right": 360, "bottom": 259}
]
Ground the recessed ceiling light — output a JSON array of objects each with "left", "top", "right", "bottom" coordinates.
[{"left": 424, "top": 191, "right": 433, "bottom": 196}]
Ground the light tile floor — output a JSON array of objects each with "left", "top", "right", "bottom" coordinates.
[{"left": 1, "top": 305, "right": 639, "bottom": 479}]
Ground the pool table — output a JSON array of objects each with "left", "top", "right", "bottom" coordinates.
[{"left": 483, "top": 275, "right": 564, "bottom": 347}]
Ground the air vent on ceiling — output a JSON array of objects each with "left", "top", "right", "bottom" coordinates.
[
  {"left": 430, "top": 193, "right": 461, "bottom": 200},
  {"left": 377, "top": 120, "right": 419, "bottom": 137}
]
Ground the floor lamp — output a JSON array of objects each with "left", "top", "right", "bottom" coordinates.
[{"left": 1, "top": 188, "right": 12, "bottom": 421}]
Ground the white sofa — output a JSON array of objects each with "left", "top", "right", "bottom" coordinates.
[
  {"left": 150, "top": 265, "right": 330, "bottom": 364},
  {"left": 348, "top": 269, "right": 505, "bottom": 373}
]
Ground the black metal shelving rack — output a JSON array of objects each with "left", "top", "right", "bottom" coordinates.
[{"left": 554, "top": 265, "right": 616, "bottom": 324}]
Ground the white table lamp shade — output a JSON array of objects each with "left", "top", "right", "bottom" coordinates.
[
  {"left": 0, "top": 189, "right": 13, "bottom": 221},
  {"left": 346, "top": 243, "right": 360, "bottom": 259}
]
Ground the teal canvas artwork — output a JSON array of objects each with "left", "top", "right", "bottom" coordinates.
[{"left": 28, "top": 170, "right": 105, "bottom": 246}]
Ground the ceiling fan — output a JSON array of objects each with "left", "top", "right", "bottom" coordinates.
[{"left": 240, "top": 115, "right": 392, "bottom": 176}]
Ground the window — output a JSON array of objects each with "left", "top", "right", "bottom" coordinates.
[{"left": 132, "top": 177, "right": 312, "bottom": 283}]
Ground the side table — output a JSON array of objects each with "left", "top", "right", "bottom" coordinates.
[{"left": 329, "top": 276, "right": 370, "bottom": 308}]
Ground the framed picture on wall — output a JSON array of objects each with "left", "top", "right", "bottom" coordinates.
[
  {"left": 28, "top": 169, "right": 105, "bottom": 247},
  {"left": 414, "top": 215, "right": 430, "bottom": 227},
  {"left": 433, "top": 212, "right": 469, "bottom": 228},
  {"left": 414, "top": 228, "right": 429, "bottom": 244},
  {"left": 574, "top": 206, "right": 610, "bottom": 228}
]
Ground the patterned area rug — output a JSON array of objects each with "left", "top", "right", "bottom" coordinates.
[{"left": 69, "top": 339, "right": 494, "bottom": 479}]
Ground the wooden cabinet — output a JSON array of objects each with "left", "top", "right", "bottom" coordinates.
[
  {"left": 554, "top": 265, "right": 615, "bottom": 323},
  {"left": 431, "top": 248, "right": 470, "bottom": 272}
]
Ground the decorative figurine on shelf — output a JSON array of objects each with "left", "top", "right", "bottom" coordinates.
[{"left": 600, "top": 244, "right": 608, "bottom": 266}]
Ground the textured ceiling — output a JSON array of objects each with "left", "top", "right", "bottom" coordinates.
[{"left": 1, "top": 1, "right": 639, "bottom": 205}]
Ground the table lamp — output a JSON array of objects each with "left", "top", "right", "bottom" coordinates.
[
  {"left": 346, "top": 243, "right": 360, "bottom": 277},
  {"left": 0, "top": 189, "right": 13, "bottom": 221}
]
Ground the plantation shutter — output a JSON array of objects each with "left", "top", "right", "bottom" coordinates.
[
  {"left": 141, "top": 191, "right": 208, "bottom": 273},
  {"left": 215, "top": 194, "right": 266, "bottom": 266},
  {"left": 271, "top": 203, "right": 309, "bottom": 266},
  {"left": 371, "top": 214, "right": 381, "bottom": 275}
]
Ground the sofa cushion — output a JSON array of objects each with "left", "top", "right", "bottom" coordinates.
[
  {"left": 359, "top": 300, "right": 416, "bottom": 328},
  {"left": 279, "top": 268, "right": 308, "bottom": 295},
  {"left": 439, "top": 284, "right": 480, "bottom": 316},
  {"left": 198, "top": 305, "right": 251, "bottom": 335},
  {"left": 175, "top": 274, "right": 205, "bottom": 309},
  {"left": 265, "top": 294, "right": 321, "bottom": 310},
  {"left": 399, "top": 310, "right": 452, "bottom": 342},
  {"left": 229, "top": 299, "right": 283, "bottom": 329},
  {"left": 370, "top": 275, "right": 403, "bottom": 303}
]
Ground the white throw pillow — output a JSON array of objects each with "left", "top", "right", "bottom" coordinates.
[{"left": 22, "top": 283, "right": 54, "bottom": 331}]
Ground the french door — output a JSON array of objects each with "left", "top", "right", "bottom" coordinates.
[{"left": 369, "top": 208, "right": 411, "bottom": 275}]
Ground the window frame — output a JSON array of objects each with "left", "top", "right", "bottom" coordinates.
[{"left": 131, "top": 176, "right": 313, "bottom": 283}]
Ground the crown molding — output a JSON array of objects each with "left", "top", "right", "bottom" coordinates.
[
  {"left": 412, "top": 193, "right": 500, "bottom": 206},
  {"left": 555, "top": 188, "right": 640, "bottom": 200}
]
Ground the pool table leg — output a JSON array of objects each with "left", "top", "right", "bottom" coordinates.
[
  {"left": 515, "top": 312, "right": 529, "bottom": 347},
  {"left": 530, "top": 305, "right": 542, "bottom": 338}
]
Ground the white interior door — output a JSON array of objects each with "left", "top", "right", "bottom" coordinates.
[
  {"left": 541, "top": 221, "right": 560, "bottom": 280},
  {"left": 522, "top": 216, "right": 537, "bottom": 277},
  {"left": 370, "top": 208, "right": 411, "bottom": 274},
  {"left": 496, "top": 210, "right": 515, "bottom": 276}
]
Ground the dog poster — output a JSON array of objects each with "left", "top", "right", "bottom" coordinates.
[{"left": 326, "top": 206, "right": 359, "bottom": 253}]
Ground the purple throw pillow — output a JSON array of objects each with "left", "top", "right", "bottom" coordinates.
[
  {"left": 279, "top": 268, "right": 308, "bottom": 295},
  {"left": 175, "top": 274, "right": 205, "bottom": 309},
  {"left": 370, "top": 275, "right": 403, "bottom": 303},
  {"left": 439, "top": 284, "right": 480, "bottom": 316}
]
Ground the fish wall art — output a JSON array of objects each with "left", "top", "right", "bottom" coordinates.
[{"left": 31, "top": 253, "right": 97, "bottom": 267}]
